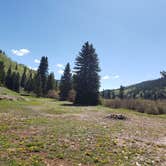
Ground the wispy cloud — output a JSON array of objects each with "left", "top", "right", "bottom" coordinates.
[
  {"left": 56, "top": 64, "right": 64, "bottom": 68},
  {"left": 34, "top": 59, "right": 40, "bottom": 64},
  {"left": 102, "top": 74, "right": 120, "bottom": 80},
  {"left": 102, "top": 75, "right": 110, "bottom": 80},
  {"left": 58, "top": 69, "right": 64, "bottom": 74},
  {"left": 112, "top": 75, "right": 120, "bottom": 79},
  {"left": 11, "top": 49, "right": 30, "bottom": 56}
]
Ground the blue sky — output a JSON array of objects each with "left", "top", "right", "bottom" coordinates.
[{"left": 0, "top": 0, "right": 166, "bottom": 90}]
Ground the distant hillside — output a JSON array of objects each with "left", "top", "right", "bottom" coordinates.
[
  {"left": 102, "top": 77, "right": 166, "bottom": 100},
  {"left": 0, "top": 50, "right": 34, "bottom": 75}
]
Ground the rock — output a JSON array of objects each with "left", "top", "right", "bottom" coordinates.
[
  {"left": 105, "top": 114, "right": 127, "bottom": 120},
  {"left": 136, "top": 162, "right": 141, "bottom": 166}
]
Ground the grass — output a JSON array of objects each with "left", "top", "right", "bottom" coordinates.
[
  {"left": 0, "top": 87, "right": 20, "bottom": 97},
  {"left": 0, "top": 97, "right": 166, "bottom": 166}
]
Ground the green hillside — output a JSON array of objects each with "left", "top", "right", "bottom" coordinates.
[
  {"left": 0, "top": 86, "right": 20, "bottom": 97},
  {"left": 103, "top": 77, "right": 166, "bottom": 99},
  {"left": 126, "top": 78, "right": 166, "bottom": 92},
  {"left": 0, "top": 50, "right": 34, "bottom": 75}
]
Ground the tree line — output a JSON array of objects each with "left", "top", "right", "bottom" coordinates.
[
  {"left": 102, "top": 79, "right": 166, "bottom": 100},
  {"left": 0, "top": 42, "right": 101, "bottom": 105},
  {"left": 0, "top": 56, "right": 57, "bottom": 95}
]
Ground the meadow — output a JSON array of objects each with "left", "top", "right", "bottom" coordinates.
[{"left": 0, "top": 97, "right": 165, "bottom": 166}]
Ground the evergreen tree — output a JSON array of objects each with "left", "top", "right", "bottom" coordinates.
[
  {"left": 11, "top": 72, "right": 20, "bottom": 92},
  {"left": 0, "top": 61, "right": 5, "bottom": 85},
  {"left": 25, "top": 71, "right": 34, "bottom": 92},
  {"left": 111, "top": 91, "right": 115, "bottom": 99},
  {"left": 160, "top": 71, "right": 166, "bottom": 78},
  {"left": 37, "top": 56, "right": 48, "bottom": 95},
  {"left": 119, "top": 85, "right": 125, "bottom": 99},
  {"left": 15, "top": 72, "right": 20, "bottom": 92},
  {"left": 59, "top": 63, "right": 72, "bottom": 100},
  {"left": 74, "top": 42, "right": 100, "bottom": 105},
  {"left": 21, "top": 67, "right": 27, "bottom": 87},
  {"left": 5, "top": 66, "right": 12, "bottom": 89},
  {"left": 34, "top": 73, "right": 42, "bottom": 97},
  {"left": 47, "top": 72, "right": 55, "bottom": 91}
]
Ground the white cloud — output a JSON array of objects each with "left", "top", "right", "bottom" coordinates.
[
  {"left": 56, "top": 64, "right": 64, "bottom": 68},
  {"left": 112, "top": 75, "right": 120, "bottom": 79},
  {"left": 102, "top": 74, "right": 120, "bottom": 80},
  {"left": 34, "top": 59, "right": 40, "bottom": 64},
  {"left": 11, "top": 49, "right": 30, "bottom": 56},
  {"left": 102, "top": 75, "right": 110, "bottom": 80},
  {"left": 58, "top": 69, "right": 64, "bottom": 74}
]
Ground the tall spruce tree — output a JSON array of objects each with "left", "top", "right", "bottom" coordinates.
[
  {"left": 21, "top": 67, "right": 27, "bottom": 87},
  {"left": 119, "top": 85, "right": 125, "bottom": 99},
  {"left": 15, "top": 72, "right": 20, "bottom": 92},
  {"left": 37, "top": 56, "right": 48, "bottom": 95},
  {"left": 47, "top": 72, "right": 55, "bottom": 91},
  {"left": 59, "top": 63, "right": 72, "bottom": 100},
  {"left": 74, "top": 42, "right": 100, "bottom": 105},
  {"left": 25, "top": 71, "right": 34, "bottom": 92},
  {"left": 0, "top": 61, "right": 5, "bottom": 85},
  {"left": 12, "top": 72, "right": 20, "bottom": 92},
  {"left": 5, "top": 66, "right": 12, "bottom": 89},
  {"left": 34, "top": 73, "right": 42, "bottom": 97}
]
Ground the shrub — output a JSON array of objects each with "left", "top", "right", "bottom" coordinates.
[
  {"left": 102, "top": 99, "right": 166, "bottom": 115},
  {"left": 67, "top": 89, "right": 76, "bottom": 102},
  {"left": 47, "top": 90, "right": 59, "bottom": 99}
]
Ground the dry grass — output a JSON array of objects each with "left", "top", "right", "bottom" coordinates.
[{"left": 102, "top": 99, "right": 166, "bottom": 114}]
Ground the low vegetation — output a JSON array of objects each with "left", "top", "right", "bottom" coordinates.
[
  {"left": 0, "top": 98, "right": 165, "bottom": 165},
  {"left": 102, "top": 99, "right": 166, "bottom": 115}
]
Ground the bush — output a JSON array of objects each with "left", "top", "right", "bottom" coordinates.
[
  {"left": 67, "top": 89, "right": 76, "bottom": 102},
  {"left": 47, "top": 90, "right": 59, "bottom": 99},
  {"left": 102, "top": 99, "right": 166, "bottom": 115}
]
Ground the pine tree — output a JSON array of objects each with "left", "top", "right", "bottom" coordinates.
[
  {"left": 74, "top": 42, "right": 100, "bottom": 105},
  {"left": 15, "top": 72, "right": 20, "bottom": 92},
  {"left": 5, "top": 66, "right": 12, "bottom": 89},
  {"left": 37, "top": 56, "right": 48, "bottom": 95},
  {"left": 119, "top": 85, "right": 125, "bottom": 99},
  {"left": 59, "top": 63, "right": 72, "bottom": 100},
  {"left": 21, "top": 67, "right": 27, "bottom": 87},
  {"left": 25, "top": 71, "right": 34, "bottom": 92},
  {"left": 34, "top": 73, "right": 42, "bottom": 97},
  {"left": 0, "top": 61, "right": 5, "bottom": 85},
  {"left": 111, "top": 91, "right": 115, "bottom": 99},
  {"left": 11, "top": 72, "right": 20, "bottom": 92},
  {"left": 47, "top": 72, "right": 55, "bottom": 91}
]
